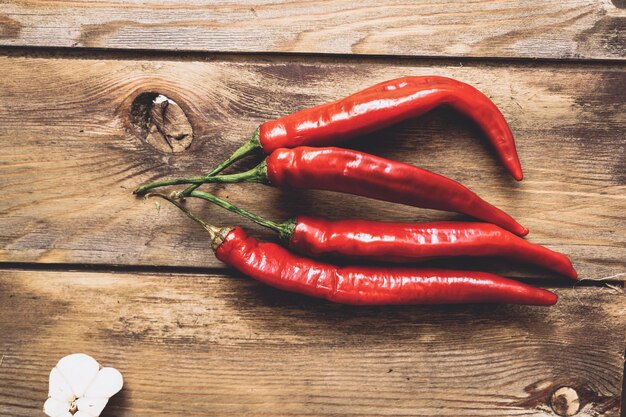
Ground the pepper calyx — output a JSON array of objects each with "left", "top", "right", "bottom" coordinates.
[
  {"left": 278, "top": 218, "right": 297, "bottom": 242},
  {"left": 211, "top": 226, "right": 235, "bottom": 251}
]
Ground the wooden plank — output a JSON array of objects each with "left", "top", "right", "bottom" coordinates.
[
  {"left": 0, "top": 53, "right": 625, "bottom": 281},
  {"left": 0, "top": 269, "right": 624, "bottom": 416},
  {"left": 1, "top": 0, "right": 625, "bottom": 60}
]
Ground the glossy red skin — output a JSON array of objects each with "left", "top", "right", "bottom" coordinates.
[
  {"left": 265, "top": 147, "right": 528, "bottom": 236},
  {"left": 215, "top": 227, "right": 557, "bottom": 306},
  {"left": 290, "top": 218, "right": 577, "bottom": 279},
  {"left": 259, "top": 76, "right": 523, "bottom": 180}
]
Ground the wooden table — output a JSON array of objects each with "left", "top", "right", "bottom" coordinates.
[{"left": 1, "top": 1, "right": 625, "bottom": 416}]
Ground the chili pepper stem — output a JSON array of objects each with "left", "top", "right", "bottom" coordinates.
[
  {"left": 187, "top": 190, "right": 295, "bottom": 240},
  {"left": 145, "top": 192, "right": 232, "bottom": 250},
  {"left": 133, "top": 161, "right": 268, "bottom": 195},
  {"left": 179, "top": 129, "right": 262, "bottom": 198}
]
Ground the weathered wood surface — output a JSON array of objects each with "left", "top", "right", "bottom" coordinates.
[
  {"left": 0, "top": 52, "right": 624, "bottom": 281},
  {"left": 0, "top": 269, "right": 624, "bottom": 417},
  {"left": 1, "top": 0, "right": 625, "bottom": 415},
  {"left": 1, "top": 0, "right": 625, "bottom": 60}
]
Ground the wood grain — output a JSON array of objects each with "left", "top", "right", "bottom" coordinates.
[
  {"left": 0, "top": 269, "right": 624, "bottom": 417},
  {"left": 1, "top": 0, "right": 625, "bottom": 60},
  {"left": 1, "top": 53, "right": 624, "bottom": 280}
]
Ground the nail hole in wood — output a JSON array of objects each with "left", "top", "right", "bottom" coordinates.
[
  {"left": 550, "top": 387, "right": 580, "bottom": 416},
  {"left": 130, "top": 93, "right": 193, "bottom": 153}
]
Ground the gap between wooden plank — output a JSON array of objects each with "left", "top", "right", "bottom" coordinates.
[
  {"left": 2, "top": 44, "right": 626, "bottom": 69},
  {"left": 0, "top": 262, "right": 622, "bottom": 289}
]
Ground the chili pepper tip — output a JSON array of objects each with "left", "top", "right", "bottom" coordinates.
[
  {"left": 538, "top": 290, "right": 558, "bottom": 306},
  {"left": 510, "top": 162, "right": 524, "bottom": 182},
  {"left": 566, "top": 266, "right": 578, "bottom": 281}
]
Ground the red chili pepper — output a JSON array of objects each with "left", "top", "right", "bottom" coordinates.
[
  {"left": 219, "top": 227, "right": 556, "bottom": 305},
  {"left": 181, "top": 76, "right": 521, "bottom": 201},
  {"left": 147, "top": 193, "right": 556, "bottom": 306},
  {"left": 135, "top": 147, "right": 528, "bottom": 236},
  {"left": 182, "top": 190, "right": 577, "bottom": 279},
  {"left": 291, "top": 217, "right": 576, "bottom": 279},
  {"left": 261, "top": 77, "right": 522, "bottom": 179}
]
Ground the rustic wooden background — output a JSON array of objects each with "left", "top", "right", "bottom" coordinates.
[{"left": 1, "top": 1, "right": 625, "bottom": 416}]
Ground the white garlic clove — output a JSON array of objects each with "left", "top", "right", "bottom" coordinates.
[
  {"left": 43, "top": 397, "right": 69, "bottom": 417},
  {"left": 48, "top": 367, "right": 75, "bottom": 402},
  {"left": 56, "top": 354, "right": 100, "bottom": 397},
  {"left": 84, "top": 367, "right": 124, "bottom": 398},
  {"left": 75, "top": 397, "right": 109, "bottom": 417}
]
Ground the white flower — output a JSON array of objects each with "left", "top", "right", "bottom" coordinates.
[{"left": 43, "top": 354, "right": 123, "bottom": 417}]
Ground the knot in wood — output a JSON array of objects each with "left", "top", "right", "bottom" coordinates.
[
  {"left": 550, "top": 387, "right": 580, "bottom": 416},
  {"left": 130, "top": 93, "right": 193, "bottom": 153}
]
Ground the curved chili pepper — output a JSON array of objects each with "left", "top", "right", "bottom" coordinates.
[
  {"left": 147, "top": 193, "right": 556, "bottom": 306},
  {"left": 183, "top": 190, "right": 576, "bottom": 279},
  {"left": 135, "top": 147, "right": 528, "bottom": 236},
  {"left": 261, "top": 77, "right": 522, "bottom": 179},
  {"left": 181, "top": 75, "right": 521, "bottom": 200}
]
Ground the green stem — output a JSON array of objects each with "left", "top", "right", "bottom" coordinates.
[
  {"left": 188, "top": 190, "right": 295, "bottom": 240},
  {"left": 133, "top": 161, "right": 268, "bottom": 195},
  {"left": 180, "top": 129, "right": 261, "bottom": 198}
]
